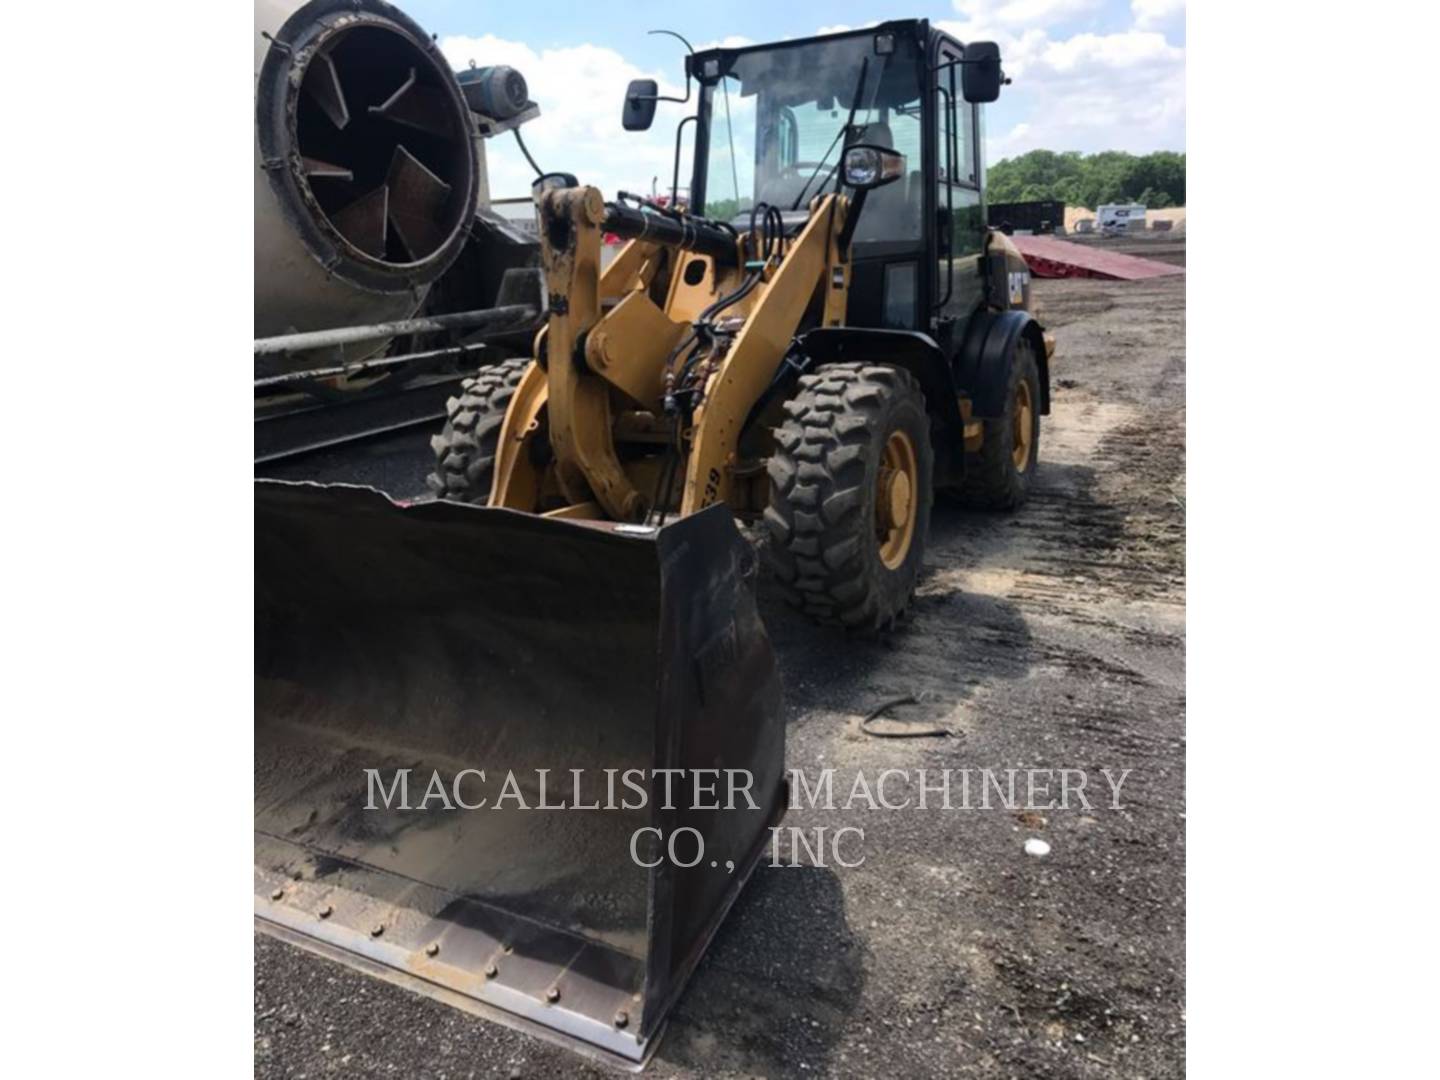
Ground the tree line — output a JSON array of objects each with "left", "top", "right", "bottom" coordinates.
[{"left": 986, "top": 150, "right": 1185, "bottom": 209}]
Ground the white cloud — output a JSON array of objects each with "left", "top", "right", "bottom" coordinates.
[
  {"left": 440, "top": 34, "right": 689, "bottom": 201},
  {"left": 697, "top": 35, "right": 756, "bottom": 49},
  {"left": 952, "top": 0, "right": 1103, "bottom": 26},
  {"left": 814, "top": 22, "right": 880, "bottom": 36},
  {"left": 1131, "top": 0, "right": 1186, "bottom": 29},
  {"left": 443, "top": 11, "right": 1185, "bottom": 200},
  {"left": 1042, "top": 29, "right": 1183, "bottom": 71},
  {"left": 936, "top": 18, "right": 1184, "bottom": 161}
]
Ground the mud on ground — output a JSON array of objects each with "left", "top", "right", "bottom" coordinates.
[{"left": 255, "top": 259, "right": 1187, "bottom": 1079}]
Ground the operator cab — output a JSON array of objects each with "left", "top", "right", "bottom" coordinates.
[
  {"left": 689, "top": 29, "right": 926, "bottom": 247},
  {"left": 669, "top": 20, "right": 1003, "bottom": 346}
]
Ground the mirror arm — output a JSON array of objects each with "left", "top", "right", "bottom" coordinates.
[
  {"left": 632, "top": 29, "right": 696, "bottom": 106},
  {"left": 630, "top": 90, "right": 692, "bottom": 105},
  {"left": 932, "top": 56, "right": 1011, "bottom": 78},
  {"left": 931, "top": 55, "right": 1011, "bottom": 93}
]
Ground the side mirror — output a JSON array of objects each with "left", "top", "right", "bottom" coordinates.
[
  {"left": 622, "top": 79, "right": 658, "bottom": 131},
  {"left": 842, "top": 145, "right": 906, "bottom": 190},
  {"left": 961, "top": 41, "right": 1003, "bottom": 103}
]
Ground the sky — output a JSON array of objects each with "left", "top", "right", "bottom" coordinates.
[{"left": 398, "top": 0, "right": 1185, "bottom": 200}]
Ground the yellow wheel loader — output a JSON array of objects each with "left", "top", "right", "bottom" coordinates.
[
  {"left": 428, "top": 25, "right": 1052, "bottom": 630},
  {"left": 256, "top": 19, "right": 1050, "bottom": 1068}
]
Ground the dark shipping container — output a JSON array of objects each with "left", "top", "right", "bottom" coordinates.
[{"left": 987, "top": 200, "right": 1066, "bottom": 234}]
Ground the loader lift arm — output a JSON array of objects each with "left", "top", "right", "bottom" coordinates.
[{"left": 499, "top": 185, "right": 852, "bottom": 522}]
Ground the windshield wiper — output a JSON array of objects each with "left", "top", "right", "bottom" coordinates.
[
  {"left": 790, "top": 56, "right": 871, "bottom": 211},
  {"left": 721, "top": 75, "right": 742, "bottom": 210},
  {"left": 789, "top": 129, "right": 846, "bottom": 211}
]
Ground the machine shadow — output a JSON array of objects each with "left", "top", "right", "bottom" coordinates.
[
  {"left": 755, "top": 458, "right": 1121, "bottom": 720},
  {"left": 656, "top": 864, "right": 861, "bottom": 1076},
  {"left": 928, "top": 459, "right": 1122, "bottom": 563},
  {"left": 753, "top": 492, "right": 1043, "bottom": 732}
]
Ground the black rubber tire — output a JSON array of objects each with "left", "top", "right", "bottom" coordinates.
[
  {"left": 426, "top": 357, "right": 531, "bottom": 503},
  {"left": 764, "top": 362, "right": 934, "bottom": 631},
  {"left": 952, "top": 339, "right": 1041, "bottom": 510}
]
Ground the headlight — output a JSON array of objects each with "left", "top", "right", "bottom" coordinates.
[{"left": 842, "top": 146, "right": 906, "bottom": 190}]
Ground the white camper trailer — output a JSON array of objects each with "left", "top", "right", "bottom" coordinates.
[{"left": 1097, "top": 203, "right": 1147, "bottom": 235}]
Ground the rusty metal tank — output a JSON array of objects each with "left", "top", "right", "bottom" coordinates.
[{"left": 254, "top": 0, "right": 479, "bottom": 346}]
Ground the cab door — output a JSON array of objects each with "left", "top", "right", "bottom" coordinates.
[{"left": 932, "top": 38, "right": 986, "bottom": 348}]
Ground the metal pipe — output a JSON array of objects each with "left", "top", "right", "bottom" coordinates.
[
  {"left": 254, "top": 342, "right": 489, "bottom": 388},
  {"left": 254, "top": 305, "right": 537, "bottom": 356}
]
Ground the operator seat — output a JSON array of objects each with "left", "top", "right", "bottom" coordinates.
[{"left": 855, "top": 121, "right": 894, "bottom": 149}]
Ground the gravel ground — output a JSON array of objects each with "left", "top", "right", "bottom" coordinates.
[{"left": 256, "top": 257, "right": 1186, "bottom": 1078}]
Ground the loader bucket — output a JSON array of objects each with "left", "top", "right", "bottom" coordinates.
[{"left": 255, "top": 481, "right": 786, "bottom": 1068}]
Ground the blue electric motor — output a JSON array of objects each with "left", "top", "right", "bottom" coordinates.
[{"left": 457, "top": 64, "right": 529, "bottom": 120}]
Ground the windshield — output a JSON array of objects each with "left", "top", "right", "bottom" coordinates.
[{"left": 697, "top": 32, "right": 925, "bottom": 244}]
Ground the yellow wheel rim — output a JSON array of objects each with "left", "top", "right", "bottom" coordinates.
[
  {"left": 1012, "top": 379, "right": 1034, "bottom": 471},
  {"left": 876, "top": 429, "right": 919, "bottom": 570}
]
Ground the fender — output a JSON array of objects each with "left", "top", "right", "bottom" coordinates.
[
  {"left": 956, "top": 309, "right": 1051, "bottom": 419},
  {"left": 796, "top": 327, "right": 966, "bottom": 442}
]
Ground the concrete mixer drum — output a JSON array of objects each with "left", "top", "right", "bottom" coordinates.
[{"left": 254, "top": 0, "right": 479, "bottom": 347}]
